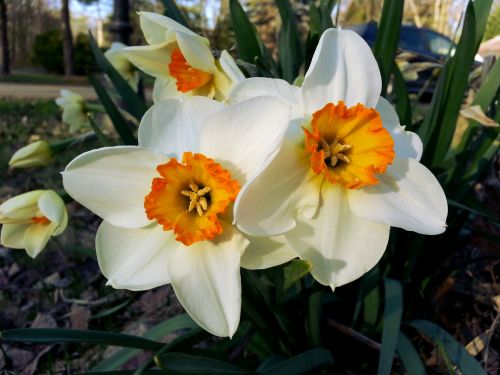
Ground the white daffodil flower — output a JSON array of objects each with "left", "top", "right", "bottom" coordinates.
[
  {"left": 55, "top": 90, "right": 88, "bottom": 132},
  {"left": 123, "top": 12, "right": 245, "bottom": 103},
  {"left": 62, "top": 96, "right": 290, "bottom": 337},
  {"left": 0, "top": 190, "right": 68, "bottom": 258},
  {"left": 105, "top": 42, "right": 139, "bottom": 91},
  {"left": 231, "top": 29, "right": 448, "bottom": 290},
  {"left": 9, "top": 140, "right": 53, "bottom": 169}
]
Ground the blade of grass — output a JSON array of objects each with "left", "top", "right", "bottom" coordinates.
[
  {"left": 89, "top": 75, "right": 137, "bottom": 145},
  {"left": 377, "top": 279, "right": 403, "bottom": 375}
]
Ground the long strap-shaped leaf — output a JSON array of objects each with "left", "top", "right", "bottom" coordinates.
[
  {"left": 409, "top": 320, "right": 486, "bottom": 375},
  {"left": 90, "top": 75, "right": 137, "bottom": 145},
  {"left": 373, "top": 0, "right": 404, "bottom": 96},
  {"left": 162, "top": 0, "right": 191, "bottom": 29},
  {"left": 1, "top": 328, "right": 164, "bottom": 351},
  {"left": 89, "top": 32, "right": 147, "bottom": 121},
  {"left": 396, "top": 332, "right": 426, "bottom": 375},
  {"left": 92, "top": 314, "right": 198, "bottom": 371},
  {"left": 258, "top": 348, "right": 334, "bottom": 375},
  {"left": 229, "top": 0, "right": 263, "bottom": 63},
  {"left": 377, "top": 279, "right": 403, "bottom": 375}
]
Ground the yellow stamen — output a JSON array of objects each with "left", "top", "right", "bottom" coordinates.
[{"left": 181, "top": 180, "right": 212, "bottom": 216}]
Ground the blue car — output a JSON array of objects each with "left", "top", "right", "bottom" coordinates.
[{"left": 346, "top": 22, "right": 456, "bottom": 101}]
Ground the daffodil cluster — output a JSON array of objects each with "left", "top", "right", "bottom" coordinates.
[{"left": 1, "top": 12, "right": 448, "bottom": 339}]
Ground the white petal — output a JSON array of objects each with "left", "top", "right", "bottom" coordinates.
[
  {"left": 23, "top": 223, "right": 57, "bottom": 258},
  {"left": 168, "top": 223, "right": 248, "bottom": 337},
  {"left": 348, "top": 158, "right": 448, "bottom": 235},
  {"left": 62, "top": 146, "right": 166, "bottom": 228},
  {"left": 0, "top": 190, "right": 44, "bottom": 220},
  {"left": 139, "top": 11, "right": 197, "bottom": 45},
  {"left": 200, "top": 96, "right": 290, "bottom": 182},
  {"left": 234, "top": 140, "right": 322, "bottom": 236},
  {"left": 230, "top": 77, "right": 302, "bottom": 114},
  {"left": 285, "top": 183, "right": 390, "bottom": 289},
  {"left": 301, "top": 29, "right": 381, "bottom": 113},
  {"left": 219, "top": 50, "right": 245, "bottom": 83},
  {"left": 1, "top": 223, "right": 30, "bottom": 249},
  {"left": 38, "top": 190, "right": 66, "bottom": 225},
  {"left": 152, "top": 78, "right": 180, "bottom": 102},
  {"left": 376, "top": 97, "right": 423, "bottom": 160},
  {"left": 176, "top": 31, "right": 215, "bottom": 73},
  {"left": 139, "top": 97, "right": 226, "bottom": 158},
  {"left": 241, "top": 235, "right": 297, "bottom": 270},
  {"left": 124, "top": 43, "right": 172, "bottom": 79},
  {"left": 96, "top": 221, "right": 174, "bottom": 291}
]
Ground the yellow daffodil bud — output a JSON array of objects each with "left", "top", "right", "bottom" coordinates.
[
  {"left": 8, "top": 140, "right": 53, "bottom": 169},
  {"left": 0, "top": 190, "right": 68, "bottom": 258},
  {"left": 105, "top": 42, "right": 139, "bottom": 90},
  {"left": 55, "top": 90, "right": 89, "bottom": 132}
]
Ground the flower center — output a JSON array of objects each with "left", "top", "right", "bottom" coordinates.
[
  {"left": 144, "top": 152, "right": 240, "bottom": 246},
  {"left": 304, "top": 101, "right": 395, "bottom": 189},
  {"left": 318, "top": 136, "right": 353, "bottom": 167},
  {"left": 181, "top": 180, "right": 212, "bottom": 217},
  {"left": 168, "top": 48, "right": 213, "bottom": 93},
  {"left": 32, "top": 216, "right": 49, "bottom": 224}
]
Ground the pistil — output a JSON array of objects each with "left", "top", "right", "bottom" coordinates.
[{"left": 181, "top": 180, "right": 212, "bottom": 216}]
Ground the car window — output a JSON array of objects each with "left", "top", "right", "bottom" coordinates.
[
  {"left": 427, "top": 32, "right": 453, "bottom": 56},
  {"left": 400, "top": 29, "right": 429, "bottom": 55}
]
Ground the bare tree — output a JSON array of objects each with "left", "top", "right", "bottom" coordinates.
[
  {"left": 0, "top": 0, "right": 9, "bottom": 75},
  {"left": 61, "top": 0, "right": 75, "bottom": 75}
]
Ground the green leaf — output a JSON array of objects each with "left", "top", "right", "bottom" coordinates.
[
  {"left": 391, "top": 62, "right": 412, "bottom": 127},
  {"left": 90, "top": 299, "right": 131, "bottom": 320},
  {"left": 89, "top": 75, "right": 137, "bottom": 145},
  {"left": 363, "top": 267, "right": 381, "bottom": 329},
  {"left": 396, "top": 333, "right": 426, "bottom": 375},
  {"left": 275, "top": 0, "right": 304, "bottom": 83},
  {"left": 78, "top": 371, "right": 166, "bottom": 375},
  {"left": 88, "top": 32, "right": 147, "bottom": 121},
  {"left": 259, "top": 348, "right": 334, "bottom": 375},
  {"left": 229, "top": 0, "right": 265, "bottom": 65},
  {"left": 155, "top": 352, "right": 252, "bottom": 374},
  {"left": 307, "top": 292, "right": 323, "bottom": 347},
  {"left": 87, "top": 114, "right": 113, "bottom": 147},
  {"left": 420, "top": 0, "right": 493, "bottom": 167},
  {"left": 162, "top": 0, "right": 191, "bottom": 29},
  {"left": 409, "top": 320, "right": 486, "bottom": 375},
  {"left": 377, "top": 279, "right": 403, "bottom": 375},
  {"left": 0, "top": 329, "right": 163, "bottom": 351},
  {"left": 282, "top": 259, "right": 312, "bottom": 291},
  {"left": 92, "top": 314, "right": 198, "bottom": 371},
  {"left": 373, "top": 0, "right": 404, "bottom": 95}
]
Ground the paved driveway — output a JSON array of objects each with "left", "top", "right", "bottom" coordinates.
[{"left": 0, "top": 83, "right": 97, "bottom": 100}]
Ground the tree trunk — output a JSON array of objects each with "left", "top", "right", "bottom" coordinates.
[
  {"left": 110, "top": 0, "right": 132, "bottom": 44},
  {"left": 0, "top": 0, "right": 10, "bottom": 75},
  {"left": 61, "top": 0, "right": 75, "bottom": 76}
]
